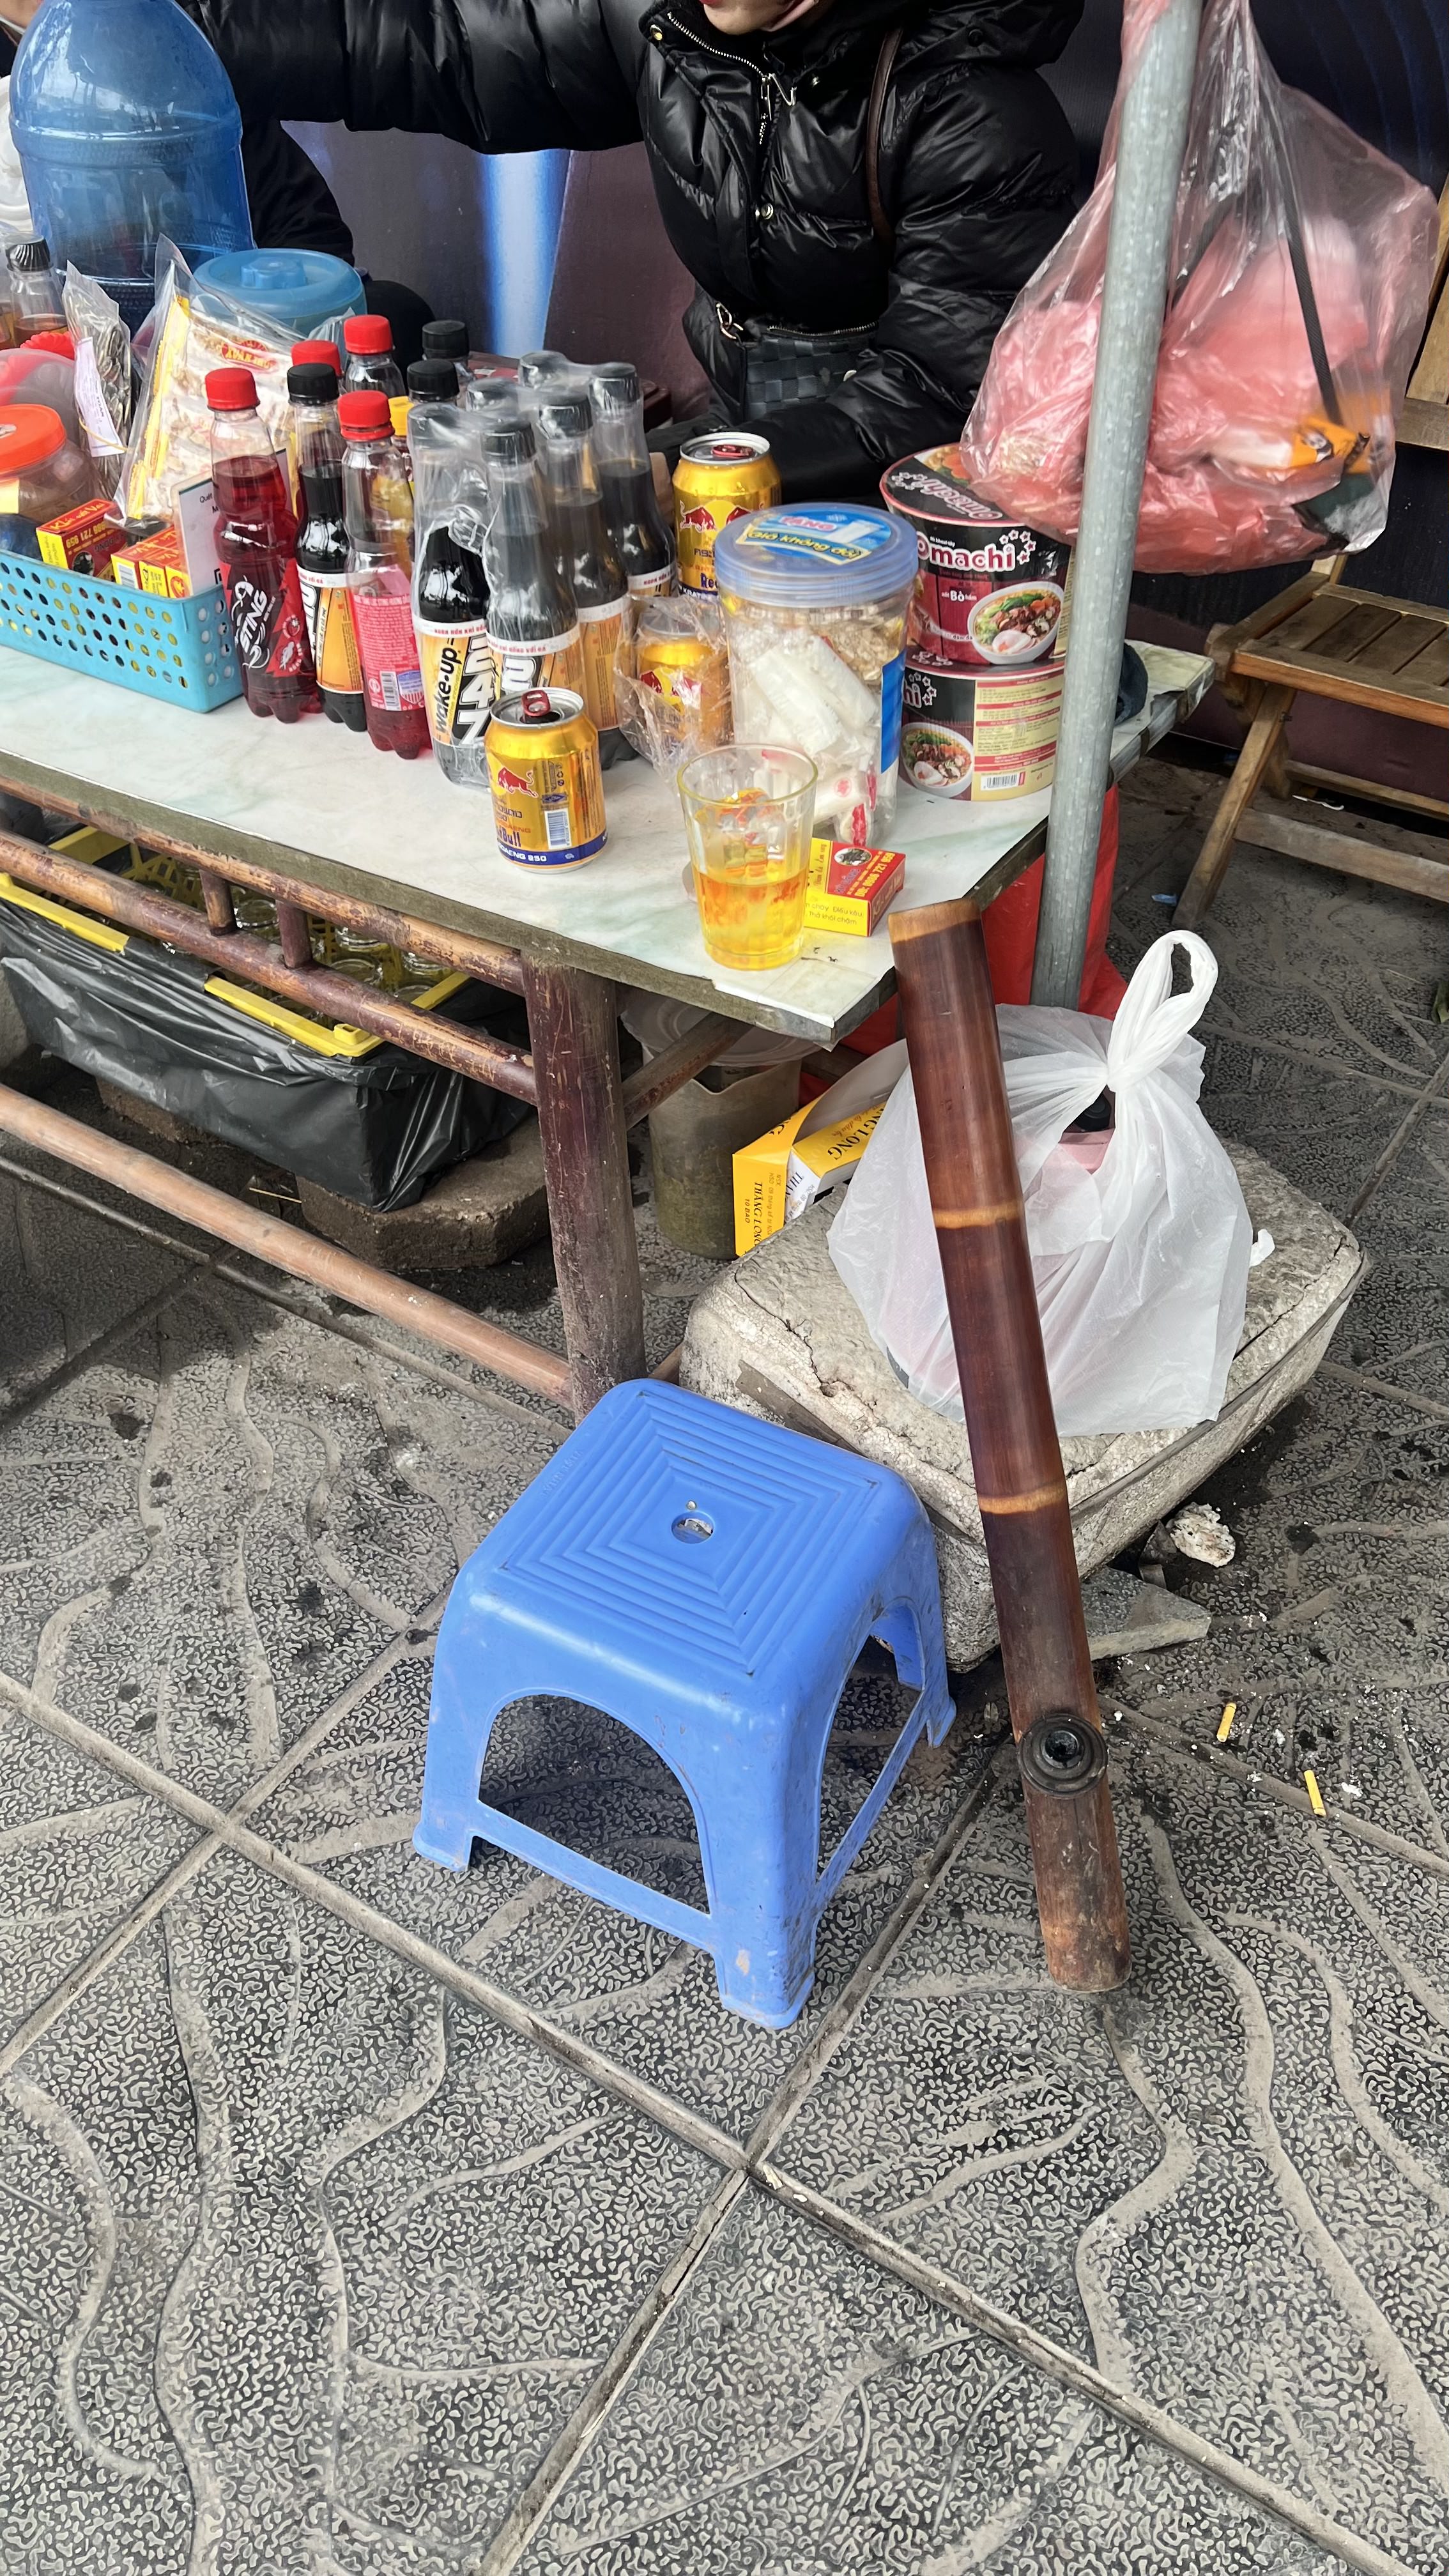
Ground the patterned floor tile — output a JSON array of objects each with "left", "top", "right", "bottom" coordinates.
[
  {"left": 0, "top": 1696, "right": 198, "bottom": 2051},
  {"left": 0, "top": 1844, "right": 718, "bottom": 2575},
  {"left": 775, "top": 1732, "right": 1449, "bottom": 2573},
  {"left": 1112, "top": 767, "right": 1449, "bottom": 1092},
  {"left": 245, "top": 1644, "right": 996, "bottom": 2141},
  {"left": 0, "top": 1273, "right": 558, "bottom": 1809},
  {"left": 1096, "top": 1361, "right": 1449, "bottom": 1854},
  {"left": 517, "top": 2186, "right": 1336, "bottom": 2575},
  {"left": 0, "top": 1153, "right": 193, "bottom": 1418}
]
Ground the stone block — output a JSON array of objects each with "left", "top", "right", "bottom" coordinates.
[
  {"left": 682, "top": 1144, "right": 1361, "bottom": 1670},
  {"left": 295, "top": 1118, "right": 549, "bottom": 1273}
]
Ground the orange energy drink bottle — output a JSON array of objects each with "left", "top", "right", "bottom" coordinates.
[
  {"left": 673, "top": 432, "right": 781, "bottom": 592},
  {"left": 486, "top": 687, "right": 606, "bottom": 868},
  {"left": 289, "top": 359, "right": 366, "bottom": 732}
]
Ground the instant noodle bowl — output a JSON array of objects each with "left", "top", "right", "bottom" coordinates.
[
  {"left": 712, "top": 503, "right": 918, "bottom": 843},
  {"left": 881, "top": 445, "right": 1071, "bottom": 671},
  {"left": 900, "top": 655, "right": 1064, "bottom": 802}
]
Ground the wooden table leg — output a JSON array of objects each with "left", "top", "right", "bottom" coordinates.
[
  {"left": 891, "top": 899, "right": 1131, "bottom": 1991},
  {"left": 1174, "top": 681, "right": 1295, "bottom": 928},
  {"left": 522, "top": 959, "right": 646, "bottom": 1418}
]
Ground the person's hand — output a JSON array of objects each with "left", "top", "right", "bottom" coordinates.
[{"left": 1, "top": 0, "right": 46, "bottom": 34}]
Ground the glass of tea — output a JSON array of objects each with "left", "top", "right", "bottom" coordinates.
[{"left": 678, "top": 745, "right": 817, "bottom": 971}]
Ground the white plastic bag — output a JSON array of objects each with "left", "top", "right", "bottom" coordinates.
[{"left": 827, "top": 933, "right": 1252, "bottom": 1436}]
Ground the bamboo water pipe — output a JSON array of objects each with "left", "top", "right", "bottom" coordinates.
[{"left": 891, "top": 897, "right": 1131, "bottom": 1991}]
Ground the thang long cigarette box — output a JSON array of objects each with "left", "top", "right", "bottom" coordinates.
[{"left": 803, "top": 838, "right": 905, "bottom": 936}]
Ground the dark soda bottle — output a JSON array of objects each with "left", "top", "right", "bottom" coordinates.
[
  {"left": 339, "top": 387, "right": 430, "bottom": 759},
  {"left": 414, "top": 512, "right": 491, "bottom": 785},
  {"left": 590, "top": 362, "right": 674, "bottom": 597},
  {"left": 533, "top": 390, "right": 627, "bottom": 736},
  {"left": 289, "top": 359, "right": 366, "bottom": 731},
  {"left": 420, "top": 318, "right": 470, "bottom": 388},
  {"left": 479, "top": 417, "right": 585, "bottom": 703},
  {"left": 206, "top": 364, "right": 319, "bottom": 724}
]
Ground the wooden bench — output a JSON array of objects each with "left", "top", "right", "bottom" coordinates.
[
  {"left": 1174, "top": 565, "right": 1449, "bottom": 926},
  {"left": 1177, "top": 185, "right": 1449, "bottom": 928}
]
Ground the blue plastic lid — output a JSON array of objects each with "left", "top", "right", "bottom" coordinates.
[
  {"left": 193, "top": 249, "right": 365, "bottom": 334},
  {"left": 714, "top": 504, "right": 918, "bottom": 608}
]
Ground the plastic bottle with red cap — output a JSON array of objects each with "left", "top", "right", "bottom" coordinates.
[
  {"left": 342, "top": 312, "right": 406, "bottom": 438},
  {"left": 206, "top": 364, "right": 319, "bottom": 723},
  {"left": 339, "top": 387, "right": 429, "bottom": 759}
]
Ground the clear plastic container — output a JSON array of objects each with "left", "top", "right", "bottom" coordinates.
[
  {"left": 194, "top": 250, "right": 364, "bottom": 337},
  {"left": 12, "top": 0, "right": 253, "bottom": 330},
  {"left": 712, "top": 504, "right": 919, "bottom": 843},
  {"left": 6, "top": 238, "right": 65, "bottom": 339},
  {"left": 0, "top": 402, "right": 96, "bottom": 556}
]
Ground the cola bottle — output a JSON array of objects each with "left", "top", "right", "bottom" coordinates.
[
  {"left": 479, "top": 417, "right": 585, "bottom": 703},
  {"left": 533, "top": 390, "right": 627, "bottom": 736},
  {"left": 289, "top": 360, "right": 365, "bottom": 730},
  {"left": 206, "top": 364, "right": 319, "bottom": 723},
  {"left": 590, "top": 361, "right": 674, "bottom": 596}
]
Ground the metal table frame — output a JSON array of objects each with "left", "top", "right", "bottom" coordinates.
[{"left": 0, "top": 784, "right": 746, "bottom": 1418}]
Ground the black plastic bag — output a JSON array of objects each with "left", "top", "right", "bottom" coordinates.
[{"left": 0, "top": 898, "right": 530, "bottom": 1211}]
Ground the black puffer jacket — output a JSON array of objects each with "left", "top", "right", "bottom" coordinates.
[{"left": 194, "top": 0, "right": 1082, "bottom": 494}]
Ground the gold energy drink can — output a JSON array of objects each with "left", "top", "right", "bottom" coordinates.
[
  {"left": 673, "top": 433, "right": 781, "bottom": 593},
  {"left": 486, "top": 687, "right": 607, "bottom": 868},
  {"left": 634, "top": 605, "right": 731, "bottom": 745}
]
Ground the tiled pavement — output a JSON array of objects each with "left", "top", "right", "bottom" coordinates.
[{"left": 1, "top": 758, "right": 1447, "bottom": 2573}]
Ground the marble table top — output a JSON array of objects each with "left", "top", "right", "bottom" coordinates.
[{"left": 0, "top": 640, "right": 1211, "bottom": 1044}]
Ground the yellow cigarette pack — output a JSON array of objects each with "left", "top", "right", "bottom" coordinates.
[
  {"left": 732, "top": 1043, "right": 905, "bottom": 1255},
  {"left": 803, "top": 838, "right": 905, "bottom": 937}
]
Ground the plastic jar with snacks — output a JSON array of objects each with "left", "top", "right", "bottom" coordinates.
[
  {"left": 0, "top": 402, "right": 96, "bottom": 556},
  {"left": 712, "top": 504, "right": 918, "bottom": 843}
]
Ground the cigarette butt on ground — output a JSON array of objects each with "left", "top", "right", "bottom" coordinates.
[
  {"left": 1304, "top": 1768, "right": 1326, "bottom": 1817},
  {"left": 1216, "top": 1701, "right": 1237, "bottom": 1743}
]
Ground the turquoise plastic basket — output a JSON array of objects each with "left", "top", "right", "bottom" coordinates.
[{"left": 0, "top": 552, "right": 241, "bottom": 709}]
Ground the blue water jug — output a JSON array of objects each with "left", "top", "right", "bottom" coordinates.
[{"left": 12, "top": 0, "right": 254, "bottom": 328}]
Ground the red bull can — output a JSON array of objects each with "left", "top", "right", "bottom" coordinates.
[
  {"left": 486, "top": 688, "right": 607, "bottom": 868},
  {"left": 673, "top": 433, "right": 781, "bottom": 592}
]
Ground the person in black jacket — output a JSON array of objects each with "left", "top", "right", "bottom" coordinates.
[{"left": 184, "top": 0, "right": 1083, "bottom": 496}]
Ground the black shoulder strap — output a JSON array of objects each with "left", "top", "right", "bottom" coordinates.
[{"left": 866, "top": 26, "right": 904, "bottom": 254}]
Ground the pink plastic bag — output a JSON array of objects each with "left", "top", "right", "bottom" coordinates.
[{"left": 960, "top": 0, "right": 1438, "bottom": 574}]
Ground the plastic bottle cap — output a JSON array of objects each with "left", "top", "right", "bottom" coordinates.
[
  {"left": 407, "top": 356, "right": 457, "bottom": 399},
  {"left": 291, "top": 339, "right": 341, "bottom": 373},
  {"left": 24, "top": 330, "right": 75, "bottom": 359},
  {"left": 337, "top": 389, "right": 392, "bottom": 440},
  {"left": 481, "top": 422, "right": 535, "bottom": 464},
  {"left": 6, "top": 238, "right": 52, "bottom": 274},
  {"left": 344, "top": 314, "right": 393, "bottom": 356},
  {"left": 0, "top": 404, "right": 66, "bottom": 470},
  {"left": 422, "top": 319, "right": 469, "bottom": 362},
  {"left": 591, "top": 362, "right": 638, "bottom": 410},
  {"left": 537, "top": 394, "right": 592, "bottom": 438},
  {"left": 288, "top": 362, "right": 340, "bottom": 404},
  {"left": 205, "top": 366, "right": 259, "bottom": 413}
]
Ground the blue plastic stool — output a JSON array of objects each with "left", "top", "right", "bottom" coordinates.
[{"left": 414, "top": 1380, "right": 954, "bottom": 2028}]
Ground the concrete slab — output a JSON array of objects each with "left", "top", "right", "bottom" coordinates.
[
  {"left": 296, "top": 1116, "right": 549, "bottom": 1272},
  {"left": 682, "top": 1144, "right": 1362, "bottom": 1668}
]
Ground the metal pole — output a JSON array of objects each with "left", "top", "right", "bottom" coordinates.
[{"left": 1031, "top": 0, "right": 1204, "bottom": 1007}]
